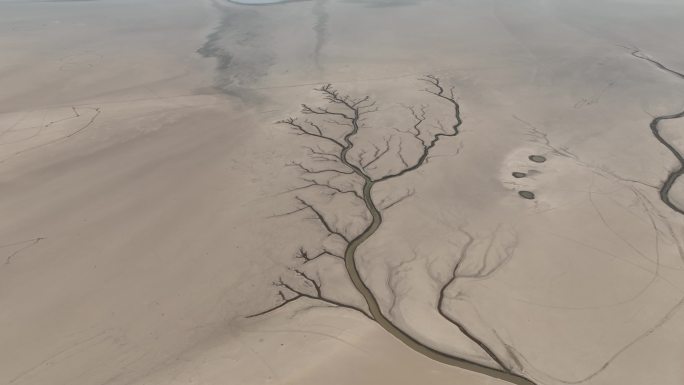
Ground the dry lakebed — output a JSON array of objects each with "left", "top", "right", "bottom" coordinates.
[{"left": 1, "top": 1, "right": 684, "bottom": 385}]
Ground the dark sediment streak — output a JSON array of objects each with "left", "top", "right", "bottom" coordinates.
[{"left": 312, "top": 0, "right": 329, "bottom": 71}]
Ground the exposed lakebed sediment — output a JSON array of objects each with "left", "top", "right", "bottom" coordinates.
[{"left": 630, "top": 50, "right": 684, "bottom": 215}]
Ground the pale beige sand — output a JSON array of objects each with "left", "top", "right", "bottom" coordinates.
[
  {"left": 2, "top": 0, "right": 684, "bottom": 385},
  {"left": 0, "top": 1, "right": 507, "bottom": 384}
]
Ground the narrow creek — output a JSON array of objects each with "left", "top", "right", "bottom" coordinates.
[
  {"left": 631, "top": 50, "right": 684, "bottom": 215},
  {"left": 333, "top": 89, "right": 537, "bottom": 385}
]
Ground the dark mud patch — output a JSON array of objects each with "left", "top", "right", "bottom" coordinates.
[{"left": 519, "top": 191, "right": 535, "bottom": 200}]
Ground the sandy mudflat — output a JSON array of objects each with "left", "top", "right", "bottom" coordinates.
[{"left": 2, "top": 1, "right": 684, "bottom": 385}]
